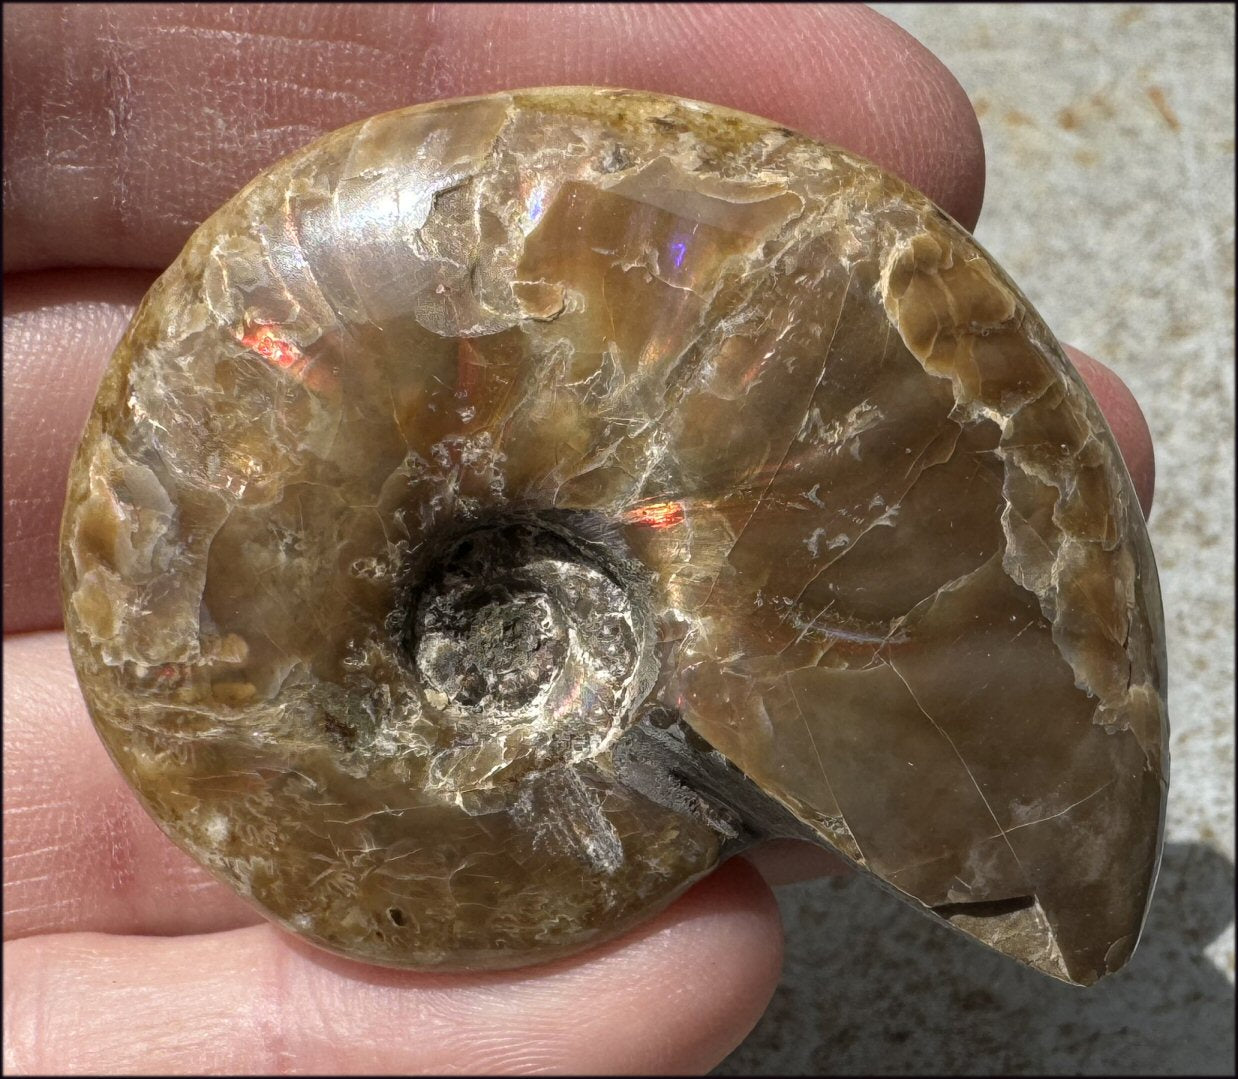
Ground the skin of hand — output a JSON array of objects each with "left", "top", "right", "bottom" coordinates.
[{"left": 2, "top": 4, "right": 1156, "bottom": 1074}]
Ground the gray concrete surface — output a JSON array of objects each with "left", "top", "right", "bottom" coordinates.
[{"left": 717, "top": 4, "right": 1236, "bottom": 1074}]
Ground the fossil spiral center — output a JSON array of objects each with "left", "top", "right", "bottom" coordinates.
[
  {"left": 415, "top": 584, "right": 568, "bottom": 712},
  {"left": 408, "top": 515, "right": 658, "bottom": 770}
]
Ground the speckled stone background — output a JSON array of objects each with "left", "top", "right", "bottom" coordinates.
[{"left": 718, "top": 4, "right": 1236, "bottom": 1075}]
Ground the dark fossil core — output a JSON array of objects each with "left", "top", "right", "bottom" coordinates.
[{"left": 60, "top": 87, "right": 1169, "bottom": 985}]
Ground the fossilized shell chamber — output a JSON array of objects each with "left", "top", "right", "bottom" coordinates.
[{"left": 61, "top": 87, "right": 1168, "bottom": 985}]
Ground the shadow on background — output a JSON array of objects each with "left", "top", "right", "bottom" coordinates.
[{"left": 717, "top": 842, "right": 1235, "bottom": 1076}]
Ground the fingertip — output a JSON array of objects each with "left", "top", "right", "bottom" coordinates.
[
  {"left": 665, "top": 3, "right": 987, "bottom": 229},
  {"left": 594, "top": 857, "right": 786, "bottom": 1073},
  {"left": 1062, "top": 345, "right": 1156, "bottom": 517},
  {"left": 287, "top": 856, "right": 786, "bottom": 1074},
  {"left": 838, "top": 5, "right": 987, "bottom": 229},
  {"left": 4, "top": 3, "right": 989, "bottom": 267},
  {"left": 666, "top": 855, "right": 786, "bottom": 1001},
  {"left": 3, "top": 270, "right": 153, "bottom": 632},
  {"left": 5, "top": 868, "right": 787, "bottom": 1076}
]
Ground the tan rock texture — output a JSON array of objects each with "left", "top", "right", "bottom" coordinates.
[{"left": 60, "top": 87, "right": 1168, "bottom": 984}]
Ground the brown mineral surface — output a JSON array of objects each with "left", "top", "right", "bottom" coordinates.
[{"left": 60, "top": 87, "right": 1168, "bottom": 985}]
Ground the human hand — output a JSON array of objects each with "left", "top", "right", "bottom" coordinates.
[{"left": 3, "top": 4, "right": 1155, "bottom": 1073}]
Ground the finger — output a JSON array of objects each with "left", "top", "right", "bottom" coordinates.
[
  {"left": 3, "top": 858, "right": 781, "bottom": 1075},
  {"left": 2, "top": 271, "right": 156, "bottom": 634},
  {"left": 3, "top": 632, "right": 262, "bottom": 940},
  {"left": 1063, "top": 344, "right": 1156, "bottom": 517},
  {"left": 2, "top": 2, "right": 985, "bottom": 271}
]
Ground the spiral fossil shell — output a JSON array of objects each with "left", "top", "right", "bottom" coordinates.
[{"left": 60, "top": 87, "right": 1168, "bottom": 985}]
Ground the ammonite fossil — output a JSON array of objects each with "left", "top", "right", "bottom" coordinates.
[{"left": 60, "top": 87, "right": 1168, "bottom": 987}]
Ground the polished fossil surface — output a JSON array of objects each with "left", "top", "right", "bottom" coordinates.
[{"left": 61, "top": 87, "right": 1168, "bottom": 985}]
